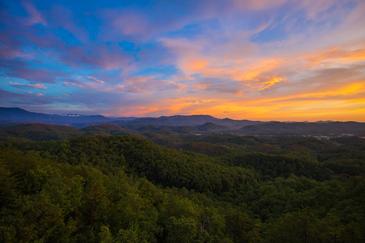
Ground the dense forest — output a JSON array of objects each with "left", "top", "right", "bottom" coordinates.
[{"left": 0, "top": 124, "right": 364, "bottom": 242}]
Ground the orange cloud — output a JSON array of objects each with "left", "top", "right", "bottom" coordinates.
[
  {"left": 181, "top": 59, "right": 209, "bottom": 73},
  {"left": 232, "top": 59, "right": 282, "bottom": 81},
  {"left": 307, "top": 47, "right": 365, "bottom": 66},
  {"left": 259, "top": 76, "right": 284, "bottom": 90},
  {"left": 123, "top": 81, "right": 365, "bottom": 121}
]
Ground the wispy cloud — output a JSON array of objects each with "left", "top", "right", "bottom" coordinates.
[
  {"left": 9, "top": 81, "right": 47, "bottom": 89},
  {"left": 22, "top": 0, "right": 47, "bottom": 26}
]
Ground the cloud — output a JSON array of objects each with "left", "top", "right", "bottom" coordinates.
[
  {"left": 116, "top": 74, "right": 185, "bottom": 94},
  {"left": 63, "top": 76, "right": 106, "bottom": 90},
  {"left": 232, "top": 0, "right": 287, "bottom": 11},
  {"left": 108, "top": 10, "right": 150, "bottom": 37},
  {"left": 22, "top": 0, "right": 47, "bottom": 26},
  {"left": 9, "top": 82, "right": 47, "bottom": 89},
  {"left": 99, "top": 0, "right": 288, "bottom": 41},
  {"left": 306, "top": 47, "right": 365, "bottom": 66},
  {"left": 156, "top": 81, "right": 365, "bottom": 121},
  {"left": 161, "top": 36, "right": 285, "bottom": 92},
  {"left": 47, "top": 5, "right": 88, "bottom": 42},
  {"left": 0, "top": 59, "right": 65, "bottom": 83},
  {"left": 191, "top": 78, "right": 243, "bottom": 94},
  {"left": 0, "top": 88, "right": 49, "bottom": 106},
  {"left": 58, "top": 44, "right": 132, "bottom": 70},
  {"left": 296, "top": 0, "right": 343, "bottom": 20},
  {"left": 259, "top": 76, "right": 284, "bottom": 90}
]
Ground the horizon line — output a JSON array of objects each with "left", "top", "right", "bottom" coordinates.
[{"left": 1, "top": 106, "right": 365, "bottom": 123}]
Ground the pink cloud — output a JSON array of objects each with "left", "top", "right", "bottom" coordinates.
[
  {"left": 22, "top": 0, "right": 47, "bottom": 26},
  {"left": 63, "top": 76, "right": 106, "bottom": 90},
  {"left": 233, "top": 0, "right": 287, "bottom": 11},
  {"left": 7, "top": 66, "right": 64, "bottom": 83},
  {"left": 112, "top": 11, "right": 149, "bottom": 37},
  {"left": 116, "top": 75, "right": 184, "bottom": 94},
  {"left": 59, "top": 44, "right": 131, "bottom": 70},
  {"left": 297, "top": 0, "right": 340, "bottom": 19},
  {"left": 49, "top": 6, "right": 88, "bottom": 42},
  {"left": 9, "top": 81, "right": 47, "bottom": 89}
]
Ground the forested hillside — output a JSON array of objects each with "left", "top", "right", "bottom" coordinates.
[{"left": 0, "top": 126, "right": 364, "bottom": 242}]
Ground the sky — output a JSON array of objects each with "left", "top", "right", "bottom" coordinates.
[{"left": 0, "top": 0, "right": 365, "bottom": 121}]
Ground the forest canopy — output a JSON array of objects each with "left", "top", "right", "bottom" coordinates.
[{"left": 0, "top": 125, "right": 364, "bottom": 242}]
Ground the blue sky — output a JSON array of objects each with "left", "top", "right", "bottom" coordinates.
[{"left": 0, "top": 0, "right": 365, "bottom": 120}]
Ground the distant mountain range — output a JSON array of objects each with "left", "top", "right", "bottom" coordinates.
[
  {"left": 121, "top": 115, "right": 259, "bottom": 128},
  {"left": 0, "top": 107, "right": 110, "bottom": 126},
  {"left": 1, "top": 107, "right": 364, "bottom": 136},
  {"left": 0, "top": 107, "right": 259, "bottom": 127}
]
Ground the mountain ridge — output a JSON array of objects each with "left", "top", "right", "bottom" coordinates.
[{"left": 1, "top": 107, "right": 365, "bottom": 136}]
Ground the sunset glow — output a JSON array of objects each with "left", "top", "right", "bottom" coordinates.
[{"left": 1, "top": 0, "right": 365, "bottom": 120}]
